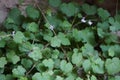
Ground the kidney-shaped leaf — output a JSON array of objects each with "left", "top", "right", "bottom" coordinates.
[{"left": 105, "top": 57, "right": 120, "bottom": 75}]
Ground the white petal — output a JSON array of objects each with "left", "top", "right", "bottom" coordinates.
[
  {"left": 12, "top": 31, "right": 15, "bottom": 36},
  {"left": 49, "top": 25, "right": 54, "bottom": 30},
  {"left": 81, "top": 17, "right": 86, "bottom": 23},
  {"left": 88, "top": 20, "right": 93, "bottom": 25}
]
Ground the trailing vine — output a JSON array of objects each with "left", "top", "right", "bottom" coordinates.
[{"left": 0, "top": 0, "right": 120, "bottom": 80}]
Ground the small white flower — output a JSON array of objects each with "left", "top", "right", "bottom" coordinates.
[
  {"left": 12, "top": 31, "right": 15, "bottom": 36},
  {"left": 49, "top": 25, "right": 54, "bottom": 31},
  {"left": 88, "top": 20, "right": 93, "bottom": 25},
  {"left": 81, "top": 17, "right": 86, "bottom": 23}
]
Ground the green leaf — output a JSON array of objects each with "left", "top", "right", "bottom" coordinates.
[
  {"left": 60, "top": 20, "right": 72, "bottom": 30},
  {"left": 51, "top": 33, "right": 70, "bottom": 47},
  {"left": 65, "top": 74, "right": 75, "bottom": 80},
  {"left": 72, "top": 49, "right": 83, "bottom": 66},
  {"left": 115, "top": 14, "right": 120, "bottom": 22},
  {"left": 60, "top": 3, "right": 79, "bottom": 17},
  {"left": 6, "top": 74, "right": 14, "bottom": 80},
  {"left": 0, "top": 68, "right": 4, "bottom": 74},
  {"left": 49, "top": 0, "right": 61, "bottom": 7},
  {"left": 55, "top": 76, "right": 64, "bottom": 80},
  {"left": 97, "top": 21, "right": 109, "bottom": 30},
  {"left": 109, "top": 17, "right": 115, "bottom": 24},
  {"left": 82, "top": 3, "right": 97, "bottom": 15},
  {"left": 50, "top": 36, "right": 61, "bottom": 47},
  {"left": 72, "top": 29, "right": 81, "bottom": 42},
  {"left": 0, "top": 74, "right": 6, "bottom": 80},
  {"left": 0, "top": 32, "right": 8, "bottom": 39},
  {"left": 92, "top": 58, "right": 104, "bottom": 74},
  {"left": 8, "top": 8, "right": 23, "bottom": 25},
  {"left": 24, "top": 31, "right": 36, "bottom": 40},
  {"left": 41, "top": 48, "right": 51, "bottom": 58},
  {"left": 107, "top": 45, "right": 120, "bottom": 57},
  {"left": 82, "top": 43, "right": 98, "bottom": 57},
  {"left": 97, "top": 8, "right": 110, "bottom": 20},
  {"left": 90, "top": 75, "right": 97, "bottom": 80},
  {"left": 0, "top": 39, "right": 6, "bottom": 48},
  {"left": 32, "top": 73, "right": 42, "bottom": 80},
  {"left": 26, "top": 5, "right": 40, "bottom": 20},
  {"left": 43, "top": 30, "right": 53, "bottom": 42},
  {"left": 26, "top": 22, "right": 39, "bottom": 32},
  {"left": 3, "top": 8, "right": 24, "bottom": 30},
  {"left": 28, "top": 46, "right": 42, "bottom": 61},
  {"left": 76, "top": 77, "right": 83, "bottom": 80},
  {"left": 105, "top": 57, "right": 120, "bottom": 75},
  {"left": 4, "top": 17, "right": 14, "bottom": 24},
  {"left": 100, "top": 45, "right": 110, "bottom": 57},
  {"left": 0, "top": 57, "right": 7, "bottom": 68},
  {"left": 12, "top": 66, "right": 26, "bottom": 78},
  {"left": 3, "top": 22, "right": 19, "bottom": 30},
  {"left": 8, "top": 8, "right": 21, "bottom": 19},
  {"left": 82, "top": 59, "right": 91, "bottom": 72},
  {"left": 97, "top": 28, "right": 106, "bottom": 38},
  {"left": 60, "top": 60, "right": 73, "bottom": 73},
  {"left": 108, "top": 47, "right": 115, "bottom": 57},
  {"left": 42, "top": 71, "right": 53, "bottom": 80},
  {"left": 6, "top": 50, "right": 20, "bottom": 64},
  {"left": 110, "top": 21, "right": 120, "bottom": 32},
  {"left": 104, "top": 33, "right": 118, "bottom": 44},
  {"left": 57, "top": 32, "right": 70, "bottom": 46},
  {"left": 36, "top": 63, "right": 46, "bottom": 72},
  {"left": 13, "top": 31, "right": 26, "bottom": 43},
  {"left": 77, "top": 13, "right": 82, "bottom": 18},
  {"left": 21, "top": 58, "right": 33, "bottom": 69},
  {"left": 114, "top": 45, "right": 120, "bottom": 56},
  {"left": 19, "top": 42, "right": 32, "bottom": 53},
  {"left": 46, "top": 9, "right": 52, "bottom": 16},
  {"left": 79, "top": 28, "right": 95, "bottom": 45},
  {"left": 32, "top": 72, "right": 52, "bottom": 80},
  {"left": 46, "top": 16, "right": 62, "bottom": 28},
  {"left": 52, "top": 49, "right": 60, "bottom": 59},
  {"left": 54, "top": 59, "right": 61, "bottom": 68},
  {"left": 42, "top": 59, "right": 54, "bottom": 69},
  {"left": 109, "top": 17, "right": 120, "bottom": 31},
  {"left": 115, "top": 76, "right": 120, "bottom": 80}
]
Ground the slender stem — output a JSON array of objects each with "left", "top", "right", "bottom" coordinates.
[
  {"left": 32, "top": 39, "right": 35, "bottom": 44},
  {"left": 43, "top": 43, "right": 50, "bottom": 49},
  {"left": 0, "top": 34, "right": 12, "bottom": 40},
  {"left": 25, "top": 62, "right": 38, "bottom": 76},
  {"left": 71, "top": 14, "right": 77, "bottom": 27},
  {"left": 33, "top": 0, "right": 57, "bottom": 36},
  {"left": 116, "top": 0, "right": 118, "bottom": 15},
  {"left": 73, "top": 22, "right": 82, "bottom": 28},
  {"left": 60, "top": 47, "right": 70, "bottom": 62},
  {"left": 70, "top": 14, "right": 78, "bottom": 31}
]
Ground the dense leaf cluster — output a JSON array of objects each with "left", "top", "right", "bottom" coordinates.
[{"left": 0, "top": 0, "right": 120, "bottom": 80}]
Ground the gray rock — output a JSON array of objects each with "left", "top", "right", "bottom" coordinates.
[{"left": 0, "top": 10, "right": 7, "bottom": 24}]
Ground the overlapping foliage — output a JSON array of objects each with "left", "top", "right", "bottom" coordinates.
[{"left": 0, "top": 0, "right": 120, "bottom": 80}]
